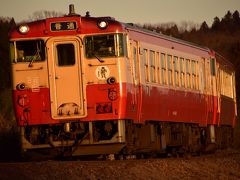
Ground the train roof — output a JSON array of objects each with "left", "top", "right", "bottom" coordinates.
[
  {"left": 9, "top": 15, "right": 124, "bottom": 39},
  {"left": 125, "top": 23, "right": 205, "bottom": 48},
  {"left": 9, "top": 5, "right": 234, "bottom": 71},
  {"left": 123, "top": 23, "right": 234, "bottom": 69},
  {"left": 123, "top": 22, "right": 210, "bottom": 53},
  {"left": 10, "top": 15, "right": 209, "bottom": 54},
  {"left": 7, "top": 11, "right": 216, "bottom": 56}
]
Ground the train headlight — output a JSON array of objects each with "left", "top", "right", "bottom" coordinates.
[
  {"left": 19, "top": 25, "right": 29, "bottom": 34},
  {"left": 16, "top": 83, "right": 26, "bottom": 91},
  {"left": 97, "top": 20, "right": 108, "bottom": 29},
  {"left": 107, "top": 77, "right": 116, "bottom": 85}
]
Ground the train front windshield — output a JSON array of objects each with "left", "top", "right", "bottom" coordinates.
[
  {"left": 85, "top": 33, "right": 127, "bottom": 59},
  {"left": 10, "top": 40, "right": 45, "bottom": 63}
]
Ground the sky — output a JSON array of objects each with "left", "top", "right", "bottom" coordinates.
[{"left": 0, "top": 0, "right": 240, "bottom": 26}]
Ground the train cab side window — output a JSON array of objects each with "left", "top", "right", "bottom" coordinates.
[
  {"left": 118, "top": 34, "right": 127, "bottom": 57},
  {"left": 15, "top": 40, "right": 45, "bottom": 63},
  {"left": 56, "top": 44, "right": 75, "bottom": 66},
  {"left": 9, "top": 42, "right": 15, "bottom": 63}
]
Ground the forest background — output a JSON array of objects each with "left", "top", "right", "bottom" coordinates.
[{"left": 0, "top": 10, "right": 240, "bottom": 160}]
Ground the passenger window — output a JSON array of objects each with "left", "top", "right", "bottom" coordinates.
[
  {"left": 143, "top": 49, "right": 149, "bottom": 82},
  {"left": 180, "top": 58, "right": 185, "bottom": 87},
  {"left": 133, "top": 47, "right": 138, "bottom": 82},
  {"left": 196, "top": 61, "right": 199, "bottom": 90},
  {"left": 167, "top": 55, "right": 173, "bottom": 86},
  {"left": 192, "top": 60, "right": 196, "bottom": 89},
  {"left": 156, "top": 52, "right": 160, "bottom": 84},
  {"left": 173, "top": 56, "right": 179, "bottom": 87},
  {"left": 186, "top": 59, "right": 191, "bottom": 88},
  {"left": 150, "top": 51, "right": 156, "bottom": 83},
  {"left": 57, "top": 44, "right": 75, "bottom": 66},
  {"left": 161, "top": 53, "right": 167, "bottom": 85}
]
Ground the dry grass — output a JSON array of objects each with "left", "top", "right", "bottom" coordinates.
[
  {"left": 0, "top": 89, "right": 17, "bottom": 130},
  {"left": 0, "top": 89, "right": 21, "bottom": 161}
]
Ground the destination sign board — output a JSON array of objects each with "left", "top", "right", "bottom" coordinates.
[{"left": 51, "top": 21, "right": 77, "bottom": 31}]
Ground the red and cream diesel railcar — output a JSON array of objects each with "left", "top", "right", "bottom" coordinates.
[{"left": 9, "top": 5, "right": 237, "bottom": 156}]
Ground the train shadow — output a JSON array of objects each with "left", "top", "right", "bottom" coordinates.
[
  {"left": 233, "top": 116, "right": 240, "bottom": 149},
  {"left": 0, "top": 117, "right": 239, "bottom": 162}
]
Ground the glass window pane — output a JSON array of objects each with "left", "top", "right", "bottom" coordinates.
[
  {"left": 161, "top": 53, "right": 166, "bottom": 85},
  {"left": 174, "top": 56, "right": 179, "bottom": 86},
  {"left": 150, "top": 51, "right": 156, "bottom": 82},
  {"left": 180, "top": 58, "right": 185, "bottom": 87},
  {"left": 57, "top": 44, "right": 75, "bottom": 66},
  {"left": 10, "top": 42, "right": 15, "bottom": 63},
  {"left": 167, "top": 55, "right": 172, "bottom": 85},
  {"left": 85, "top": 34, "right": 126, "bottom": 59},
  {"left": 210, "top": 58, "right": 216, "bottom": 76},
  {"left": 144, "top": 49, "right": 149, "bottom": 82},
  {"left": 16, "top": 40, "right": 45, "bottom": 62},
  {"left": 133, "top": 47, "right": 138, "bottom": 81},
  {"left": 186, "top": 59, "right": 191, "bottom": 88}
]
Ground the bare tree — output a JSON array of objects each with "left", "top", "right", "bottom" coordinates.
[
  {"left": 28, "top": 10, "right": 64, "bottom": 21},
  {"left": 178, "top": 21, "right": 200, "bottom": 33}
]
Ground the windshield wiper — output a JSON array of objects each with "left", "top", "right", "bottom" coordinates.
[
  {"left": 92, "top": 53, "right": 104, "bottom": 63},
  {"left": 29, "top": 43, "right": 41, "bottom": 67},
  {"left": 28, "top": 57, "right": 34, "bottom": 67}
]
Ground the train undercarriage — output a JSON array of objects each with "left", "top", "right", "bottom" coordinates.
[{"left": 20, "top": 120, "right": 234, "bottom": 158}]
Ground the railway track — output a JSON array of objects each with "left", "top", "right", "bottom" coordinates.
[{"left": 0, "top": 149, "right": 239, "bottom": 180}]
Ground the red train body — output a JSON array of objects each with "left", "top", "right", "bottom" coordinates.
[{"left": 9, "top": 5, "right": 237, "bottom": 156}]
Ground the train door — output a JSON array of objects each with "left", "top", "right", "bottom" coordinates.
[
  {"left": 131, "top": 40, "right": 142, "bottom": 122},
  {"left": 210, "top": 58, "right": 218, "bottom": 125},
  {"left": 47, "top": 37, "right": 86, "bottom": 119},
  {"left": 205, "top": 58, "right": 217, "bottom": 124}
]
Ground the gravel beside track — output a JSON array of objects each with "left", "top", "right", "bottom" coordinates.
[{"left": 0, "top": 149, "right": 240, "bottom": 180}]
